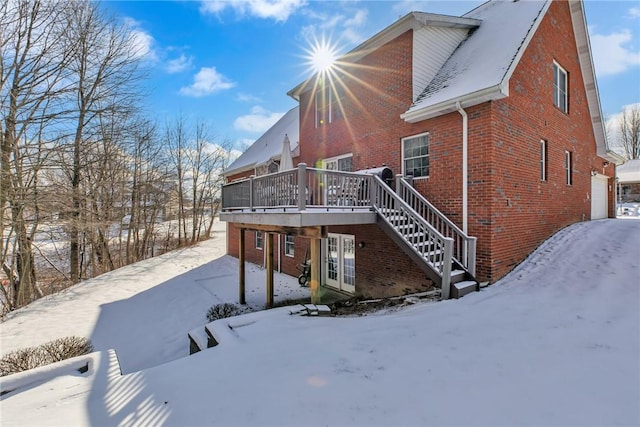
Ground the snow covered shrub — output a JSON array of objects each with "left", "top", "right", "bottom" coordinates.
[
  {"left": 40, "top": 336, "right": 94, "bottom": 363},
  {"left": 206, "top": 303, "right": 240, "bottom": 322},
  {"left": 0, "top": 336, "right": 93, "bottom": 377}
]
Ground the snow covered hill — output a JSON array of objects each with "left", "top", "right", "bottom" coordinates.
[{"left": 1, "top": 219, "right": 639, "bottom": 426}]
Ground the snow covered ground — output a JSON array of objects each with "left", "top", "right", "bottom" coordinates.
[{"left": 1, "top": 219, "right": 639, "bottom": 426}]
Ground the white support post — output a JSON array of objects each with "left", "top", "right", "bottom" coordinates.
[{"left": 298, "top": 163, "right": 307, "bottom": 211}]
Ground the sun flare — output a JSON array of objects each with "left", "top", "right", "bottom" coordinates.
[{"left": 304, "top": 36, "right": 339, "bottom": 75}]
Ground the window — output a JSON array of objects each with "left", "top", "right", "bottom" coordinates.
[
  {"left": 402, "top": 132, "right": 429, "bottom": 178},
  {"left": 565, "top": 150, "right": 572, "bottom": 185},
  {"left": 540, "top": 139, "right": 548, "bottom": 182},
  {"left": 284, "top": 235, "right": 294, "bottom": 257},
  {"left": 553, "top": 61, "right": 568, "bottom": 113},
  {"left": 315, "top": 83, "right": 331, "bottom": 127},
  {"left": 255, "top": 231, "right": 263, "bottom": 250},
  {"left": 323, "top": 154, "right": 353, "bottom": 172},
  {"left": 314, "top": 80, "right": 343, "bottom": 128}
]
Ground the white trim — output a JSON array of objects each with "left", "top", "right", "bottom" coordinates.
[
  {"left": 565, "top": 150, "right": 573, "bottom": 186},
  {"left": 553, "top": 60, "right": 568, "bottom": 113},
  {"left": 322, "top": 153, "right": 353, "bottom": 170},
  {"left": 540, "top": 139, "right": 548, "bottom": 182},
  {"left": 401, "top": 131, "right": 430, "bottom": 178}
]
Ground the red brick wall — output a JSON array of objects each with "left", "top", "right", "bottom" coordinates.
[{"left": 225, "top": 0, "right": 612, "bottom": 294}]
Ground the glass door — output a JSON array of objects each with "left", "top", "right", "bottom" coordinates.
[{"left": 324, "top": 233, "right": 355, "bottom": 294}]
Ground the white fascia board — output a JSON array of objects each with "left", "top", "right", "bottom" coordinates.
[
  {"left": 568, "top": 0, "right": 623, "bottom": 165},
  {"left": 401, "top": 84, "right": 505, "bottom": 123}
]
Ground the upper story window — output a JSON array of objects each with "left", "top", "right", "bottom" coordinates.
[
  {"left": 402, "top": 132, "right": 429, "bottom": 178},
  {"left": 540, "top": 139, "right": 548, "bottom": 182},
  {"left": 565, "top": 150, "right": 573, "bottom": 185},
  {"left": 553, "top": 61, "right": 568, "bottom": 113},
  {"left": 314, "top": 81, "right": 343, "bottom": 128}
]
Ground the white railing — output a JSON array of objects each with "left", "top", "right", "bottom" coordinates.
[
  {"left": 371, "top": 175, "right": 453, "bottom": 297},
  {"left": 396, "top": 175, "right": 476, "bottom": 276},
  {"left": 222, "top": 163, "right": 374, "bottom": 211}
]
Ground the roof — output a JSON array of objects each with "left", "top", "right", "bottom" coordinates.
[
  {"left": 617, "top": 159, "right": 640, "bottom": 183},
  {"left": 402, "top": 0, "right": 549, "bottom": 120},
  {"left": 287, "top": 12, "right": 480, "bottom": 101},
  {"left": 224, "top": 106, "right": 299, "bottom": 177}
]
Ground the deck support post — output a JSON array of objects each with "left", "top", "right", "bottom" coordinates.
[
  {"left": 239, "top": 229, "right": 246, "bottom": 304},
  {"left": 309, "top": 237, "right": 321, "bottom": 304},
  {"left": 266, "top": 232, "right": 274, "bottom": 308}
]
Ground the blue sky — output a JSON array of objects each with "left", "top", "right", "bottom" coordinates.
[{"left": 102, "top": 1, "right": 640, "bottom": 150}]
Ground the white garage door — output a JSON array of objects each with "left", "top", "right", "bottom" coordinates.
[{"left": 591, "top": 175, "right": 608, "bottom": 220}]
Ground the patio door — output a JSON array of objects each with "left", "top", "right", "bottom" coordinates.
[{"left": 325, "top": 233, "right": 355, "bottom": 294}]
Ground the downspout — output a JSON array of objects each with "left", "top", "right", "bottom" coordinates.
[{"left": 456, "top": 101, "right": 468, "bottom": 233}]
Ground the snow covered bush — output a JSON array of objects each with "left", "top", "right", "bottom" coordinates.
[
  {"left": 206, "top": 303, "right": 240, "bottom": 322},
  {"left": 0, "top": 336, "right": 93, "bottom": 377}
]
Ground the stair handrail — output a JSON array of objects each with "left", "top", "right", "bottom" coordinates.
[
  {"left": 371, "top": 175, "right": 453, "bottom": 298},
  {"left": 396, "top": 176, "right": 476, "bottom": 276}
]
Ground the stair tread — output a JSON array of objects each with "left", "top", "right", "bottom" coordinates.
[{"left": 453, "top": 280, "right": 477, "bottom": 290}]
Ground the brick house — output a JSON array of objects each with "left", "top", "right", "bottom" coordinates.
[{"left": 221, "top": 0, "right": 623, "bottom": 305}]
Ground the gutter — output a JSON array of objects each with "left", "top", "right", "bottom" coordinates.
[
  {"left": 401, "top": 84, "right": 505, "bottom": 123},
  {"left": 455, "top": 101, "right": 469, "bottom": 234}
]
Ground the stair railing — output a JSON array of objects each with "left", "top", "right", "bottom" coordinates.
[
  {"left": 372, "top": 175, "right": 453, "bottom": 298},
  {"left": 396, "top": 176, "right": 476, "bottom": 277}
]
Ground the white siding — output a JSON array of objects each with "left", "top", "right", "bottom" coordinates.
[{"left": 412, "top": 26, "right": 469, "bottom": 101}]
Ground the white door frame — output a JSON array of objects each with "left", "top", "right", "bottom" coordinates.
[{"left": 324, "top": 233, "right": 355, "bottom": 294}]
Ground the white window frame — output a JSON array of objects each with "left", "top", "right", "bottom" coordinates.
[
  {"left": 553, "top": 61, "right": 568, "bottom": 113},
  {"left": 540, "top": 139, "right": 547, "bottom": 182},
  {"left": 402, "top": 132, "right": 430, "bottom": 179},
  {"left": 315, "top": 84, "right": 332, "bottom": 128},
  {"left": 565, "top": 150, "right": 572, "bottom": 186},
  {"left": 255, "top": 231, "right": 263, "bottom": 250},
  {"left": 322, "top": 153, "right": 353, "bottom": 172},
  {"left": 284, "top": 235, "right": 294, "bottom": 257}
]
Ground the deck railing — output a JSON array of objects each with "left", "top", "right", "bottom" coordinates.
[
  {"left": 222, "top": 163, "right": 374, "bottom": 211},
  {"left": 396, "top": 176, "right": 476, "bottom": 276},
  {"left": 371, "top": 175, "right": 453, "bottom": 297}
]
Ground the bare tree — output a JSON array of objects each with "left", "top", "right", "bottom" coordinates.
[
  {"left": 62, "top": 0, "right": 146, "bottom": 282},
  {"left": 617, "top": 105, "right": 640, "bottom": 160},
  {"left": 0, "top": 0, "right": 75, "bottom": 307}
]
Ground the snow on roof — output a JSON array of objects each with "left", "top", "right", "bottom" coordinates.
[
  {"left": 224, "top": 106, "right": 299, "bottom": 177},
  {"left": 404, "top": 0, "right": 548, "bottom": 118},
  {"left": 618, "top": 159, "right": 640, "bottom": 183}
]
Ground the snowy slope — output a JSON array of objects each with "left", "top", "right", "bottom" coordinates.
[{"left": 1, "top": 219, "right": 639, "bottom": 426}]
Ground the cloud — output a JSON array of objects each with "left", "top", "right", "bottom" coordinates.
[
  {"left": 200, "top": 0, "right": 306, "bottom": 22},
  {"left": 166, "top": 54, "right": 193, "bottom": 74},
  {"left": 124, "top": 17, "right": 157, "bottom": 61},
  {"left": 236, "top": 93, "right": 263, "bottom": 103},
  {"left": 301, "top": 7, "right": 369, "bottom": 47},
  {"left": 590, "top": 29, "right": 640, "bottom": 77},
  {"left": 392, "top": 0, "right": 431, "bottom": 15},
  {"left": 605, "top": 102, "right": 640, "bottom": 156},
  {"left": 179, "top": 67, "right": 235, "bottom": 97},
  {"left": 233, "top": 106, "right": 284, "bottom": 132},
  {"left": 628, "top": 7, "right": 640, "bottom": 19}
]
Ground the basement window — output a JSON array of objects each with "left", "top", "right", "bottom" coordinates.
[
  {"left": 284, "top": 235, "right": 294, "bottom": 257},
  {"left": 402, "top": 132, "right": 429, "bottom": 178},
  {"left": 255, "top": 231, "right": 263, "bottom": 250},
  {"left": 553, "top": 61, "right": 568, "bottom": 113}
]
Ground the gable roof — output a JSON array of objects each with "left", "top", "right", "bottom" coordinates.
[
  {"left": 224, "top": 106, "right": 299, "bottom": 177},
  {"left": 617, "top": 159, "right": 640, "bottom": 183},
  {"left": 287, "top": 12, "right": 480, "bottom": 101}
]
